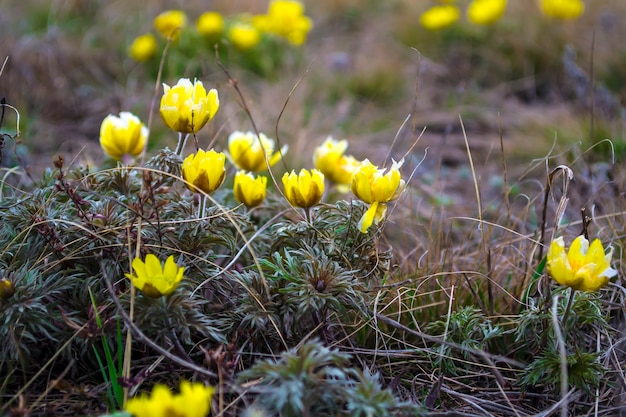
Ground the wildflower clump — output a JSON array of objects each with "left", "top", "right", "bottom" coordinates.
[
  {"left": 125, "top": 254, "right": 185, "bottom": 298},
  {"left": 547, "top": 235, "right": 617, "bottom": 292},
  {"left": 125, "top": 381, "right": 214, "bottom": 417},
  {"left": 255, "top": 0, "right": 313, "bottom": 46},
  {"left": 99, "top": 112, "right": 148, "bottom": 162},
  {"left": 128, "top": 3, "right": 313, "bottom": 77}
]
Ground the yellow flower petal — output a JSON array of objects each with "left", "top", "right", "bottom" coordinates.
[
  {"left": 467, "top": 0, "right": 507, "bottom": 25},
  {"left": 128, "top": 33, "right": 158, "bottom": 62},
  {"left": 358, "top": 201, "right": 379, "bottom": 233},
  {"left": 539, "top": 0, "right": 584, "bottom": 20},
  {"left": 182, "top": 149, "right": 227, "bottom": 194},
  {"left": 547, "top": 235, "right": 616, "bottom": 292},
  {"left": 196, "top": 11, "right": 224, "bottom": 38},
  {"left": 234, "top": 171, "right": 267, "bottom": 208},
  {"left": 126, "top": 254, "right": 185, "bottom": 298},
  {"left": 160, "top": 78, "right": 219, "bottom": 134},
  {"left": 282, "top": 168, "right": 325, "bottom": 209},
  {"left": 420, "top": 5, "right": 460, "bottom": 30},
  {"left": 228, "top": 131, "right": 286, "bottom": 172},
  {"left": 99, "top": 112, "right": 148, "bottom": 161},
  {"left": 154, "top": 10, "right": 187, "bottom": 40}
]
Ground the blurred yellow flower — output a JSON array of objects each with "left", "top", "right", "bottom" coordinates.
[
  {"left": 160, "top": 78, "right": 219, "bottom": 134},
  {"left": 351, "top": 159, "right": 405, "bottom": 233},
  {"left": 99, "top": 112, "right": 148, "bottom": 162},
  {"left": 234, "top": 171, "right": 267, "bottom": 208},
  {"left": 125, "top": 254, "right": 184, "bottom": 298},
  {"left": 128, "top": 33, "right": 158, "bottom": 62},
  {"left": 197, "top": 11, "right": 224, "bottom": 39},
  {"left": 154, "top": 10, "right": 187, "bottom": 40},
  {"left": 282, "top": 168, "right": 325, "bottom": 209},
  {"left": 263, "top": 0, "right": 313, "bottom": 45},
  {"left": 420, "top": 5, "right": 460, "bottom": 30},
  {"left": 126, "top": 381, "right": 214, "bottom": 417},
  {"left": 539, "top": 0, "right": 584, "bottom": 19},
  {"left": 228, "top": 131, "right": 287, "bottom": 172},
  {"left": 182, "top": 149, "right": 226, "bottom": 195},
  {"left": 467, "top": 0, "right": 507, "bottom": 25},
  {"left": 228, "top": 23, "right": 261, "bottom": 50},
  {"left": 0, "top": 278, "right": 15, "bottom": 300},
  {"left": 313, "top": 137, "right": 361, "bottom": 187},
  {"left": 547, "top": 235, "right": 617, "bottom": 292}
]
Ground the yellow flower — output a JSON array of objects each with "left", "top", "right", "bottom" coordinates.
[
  {"left": 128, "top": 33, "right": 158, "bottom": 62},
  {"left": 313, "top": 137, "right": 361, "bottom": 187},
  {"left": 228, "top": 23, "right": 261, "bottom": 50},
  {"left": 539, "top": 0, "right": 584, "bottom": 20},
  {"left": 125, "top": 381, "right": 214, "bottom": 417},
  {"left": 467, "top": 0, "right": 507, "bottom": 25},
  {"left": 234, "top": 171, "right": 267, "bottom": 208},
  {"left": 99, "top": 112, "right": 148, "bottom": 162},
  {"left": 0, "top": 278, "right": 15, "bottom": 300},
  {"left": 263, "top": 0, "right": 313, "bottom": 45},
  {"left": 547, "top": 235, "right": 617, "bottom": 292},
  {"left": 228, "top": 131, "right": 287, "bottom": 172},
  {"left": 420, "top": 5, "right": 460, "bottom": 30},
  {"left": 351, "top": 159, "right": 406, "bottom": 233},
  {"left": 197, "top": 11, "right": 224, "bottom": 39},
  {"left": 160, "top": 78, "right": 219, "bottom": 134},
  {"left": 282, "top": 168, "right": 325, "bottom": 209},
  {"left": 182, "top": 149, "right": 226, "bottom": 195},
  {"left": 125, "top": 254, "right": 185, "bottom": 298},
  {"left": 154, "top": 10, "right": 187, "bottom": 40}
]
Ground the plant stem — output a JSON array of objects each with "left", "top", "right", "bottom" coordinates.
[
  {"left": 175, "top": 132, "right": 189, "bottom": 157},
  {"left": 198, "top": 194, "right": 207, "bottom": 218},
  {"left": 561, "top": 287, "right": 576, "bottom": 330}
]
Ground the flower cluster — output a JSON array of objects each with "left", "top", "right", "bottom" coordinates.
[
  {"left": 104, "top": 73, "right": 409, "bottom": 301},
  {"left": 419, "top": 0, "right": 584, "bottom": 30},
  {"left": 126, "top": 1, "right": 313, "bottom": 74},
  {"left": 127, "top": 10, "right": 187, "bottom": 62},
  {"left": 253, "top": 0, "right": 313, "bottom": 46},
  {"left": 125, "top": 381, "right": 214, "bottom": 417},
  {"left": 420, "top": 0, "right": 507, "bottom": 30}
]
